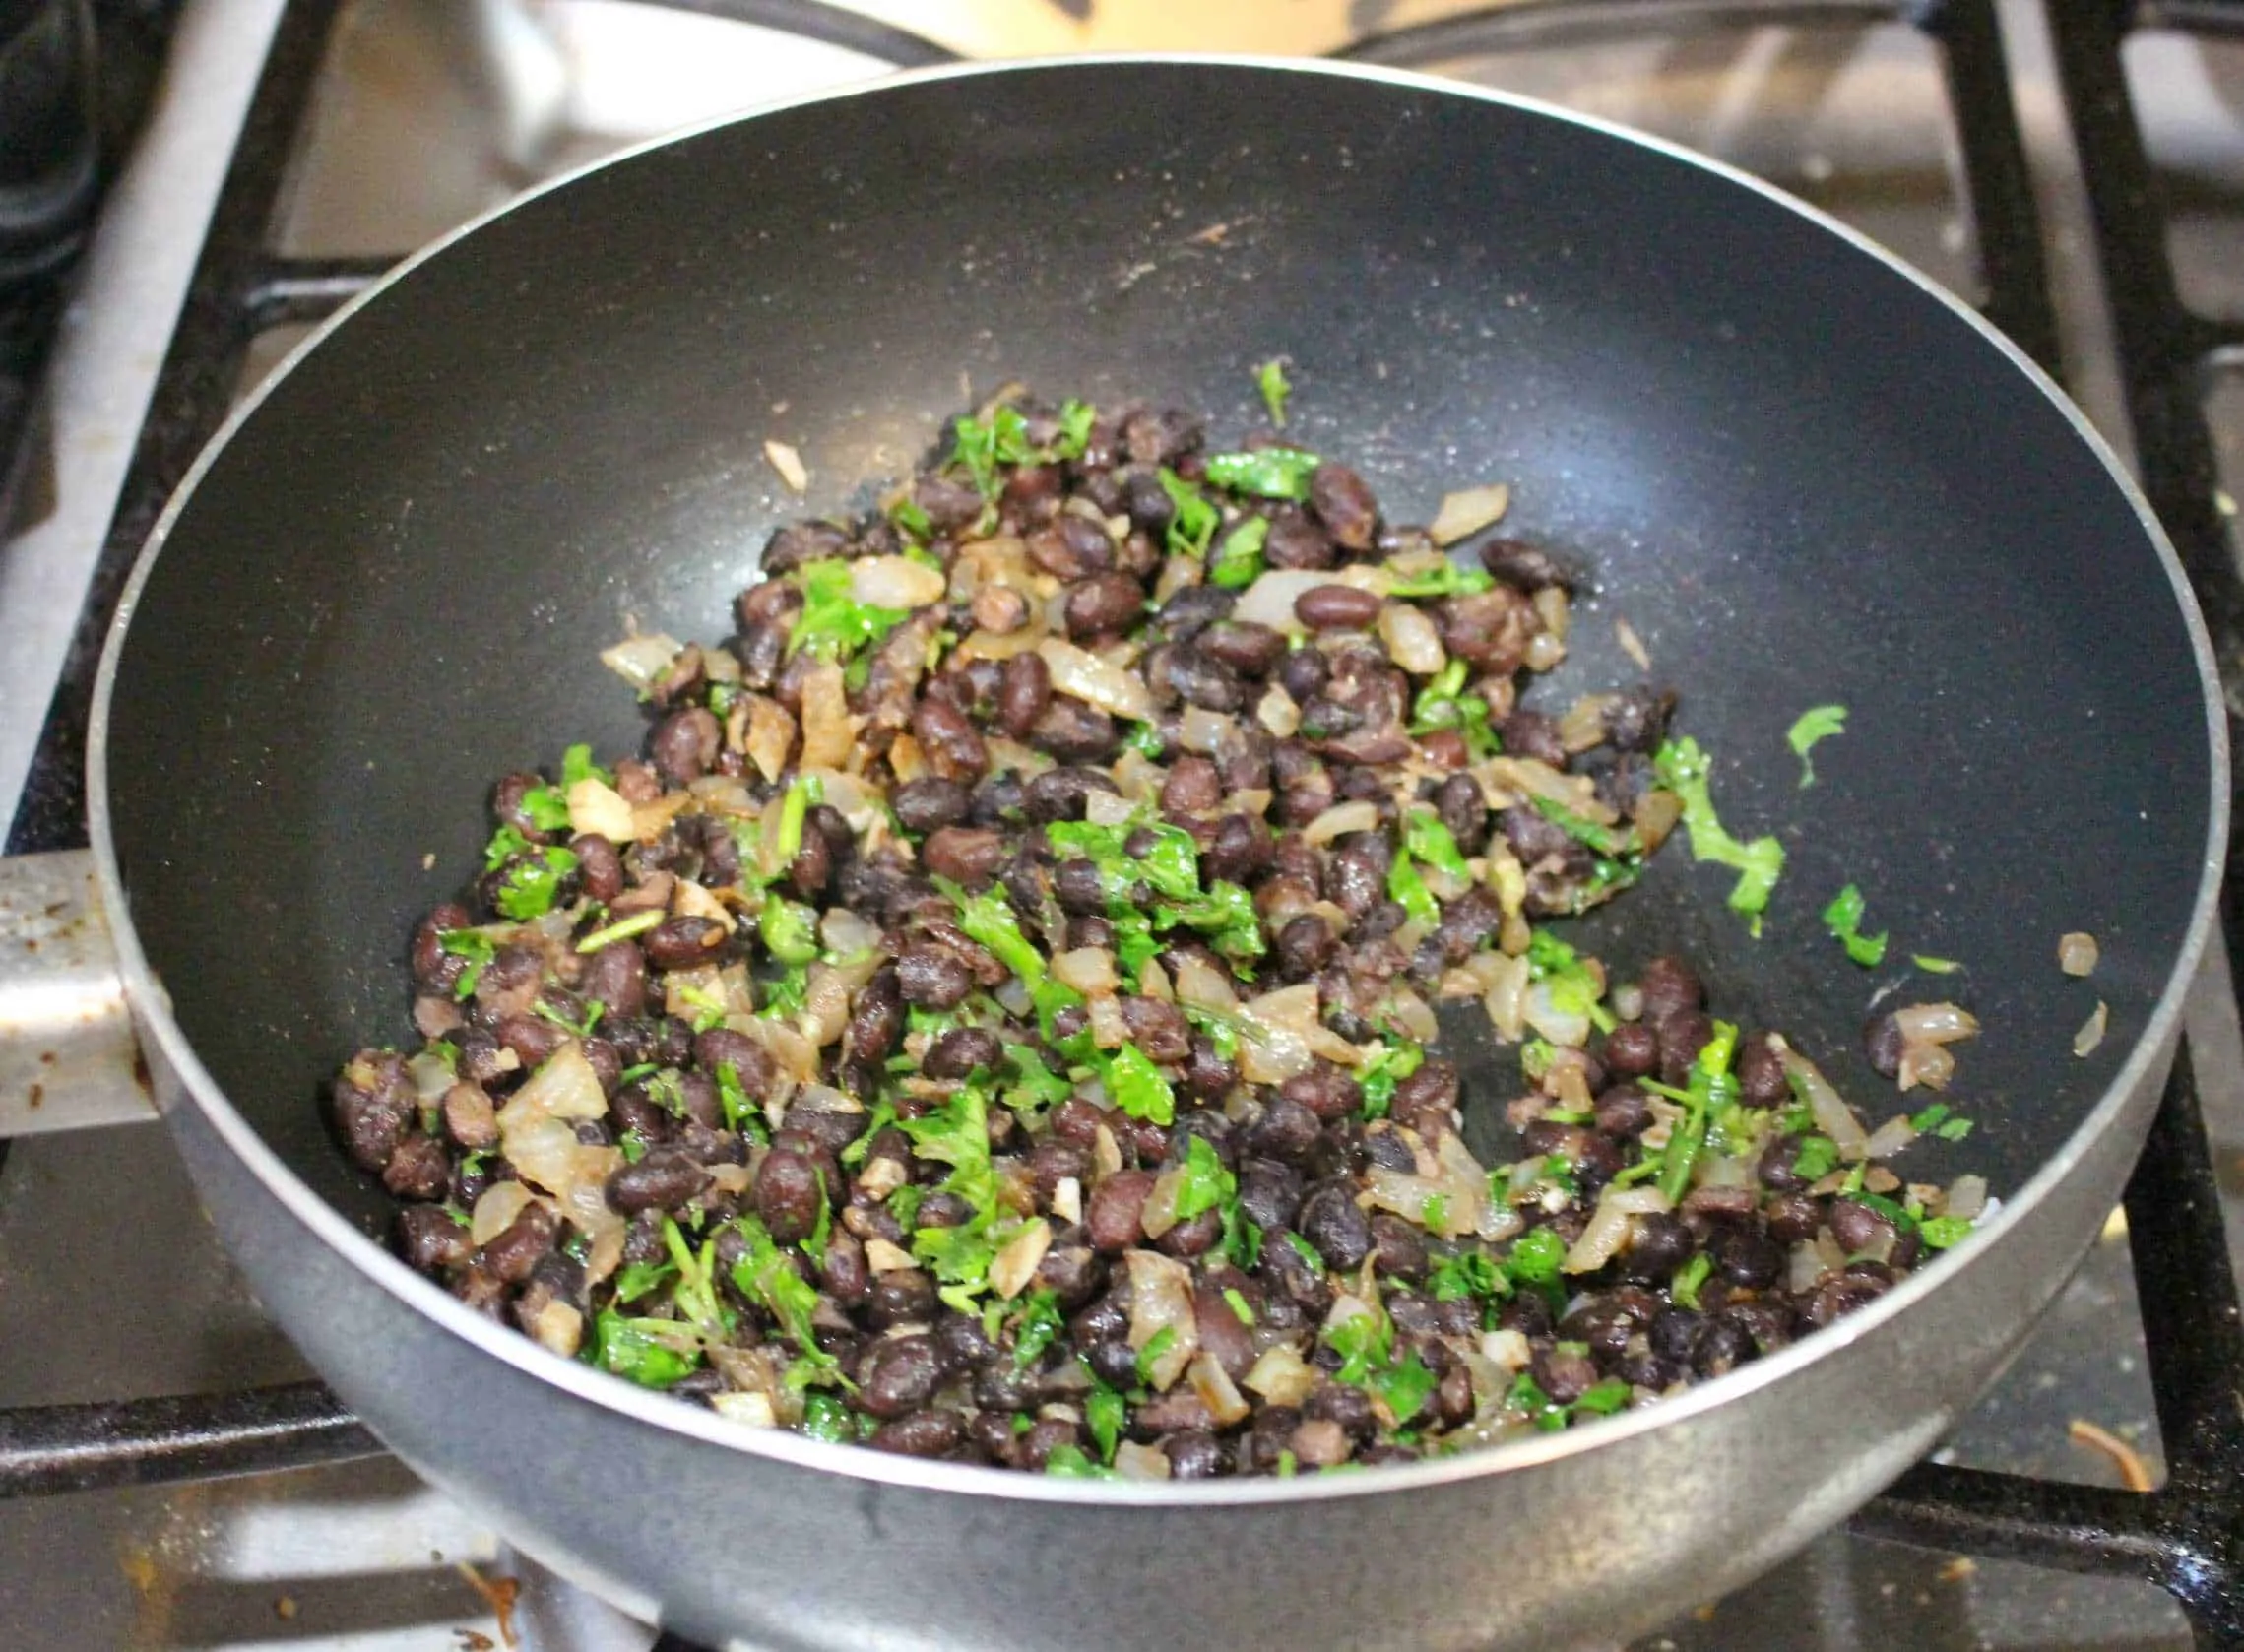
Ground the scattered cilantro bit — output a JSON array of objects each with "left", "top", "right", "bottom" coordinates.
[
  {"left": 1572, "top": 1377, "right": 1632, "bottom": 1417},
  {"left": 439, "top": 929, "right": 496, "bottom": 999},
  {"left": 1821, "top": 883, "right": 1889, "bottom": 968},
  {"left": 1358, "top": 1040, "right": 1425, "bottom": 1121},
  {"left": 1653, "top": 736, "right": 1785, "bottom": 928},
  {"left": 774, "top": 773, "right": 822, "bottom": 866},
  {"left": 1222, "top": 1286, "right": 1256, "bottom": 1326},
  {"left": 1529, "top": 794, "right": 1636, "bottom": 860},
  {"left": 888, "top": 497, "right": 934, "bottom": 542},
  {"left": 1506, "top": 1370, "right": 1570, "bottom": 1432},
  {"left": 1135, "top": 1325, "right": 1179, "bottom": 1385},
  {"left": 1159, "top": 468, "right": 1220, "bottom": 557},
  {"left": 714, "top": 1061, "right": 767, "bottom": 1141},
  {"left": 1256, "top": 359, "right": 1291, "bottom": 427},
  {"left": 1203, "top": 447, "right": 1321, "bottom": 501},
  {"left": 801, "top": 1390, "right": 853, "bottom": 1443},
  {"left": 482, "top": 826, "right": 579, "bottom": 921},
  {"left": 1002, "top": 1046, "right": 1073, "bottom": 1121},
  {"left": 592, "top": 1310, "right": 700, "bottom": 1388},
  {"left": 787, "top": 557, "right": 911, "bottom": 663},
  {"left": 1048, "top": 816, "right": 1201, "bottom": 903},
  {"left": 1122, "top": 722, "right": 1166, "bottom": 759},
  {"left": 1052, "top": 398, "right": 1096, "bottom": 462},
  {"left": 1106, "top": 1042, "right": 1177, "bottom": 1127},
  {"left": 1173, "top": 1134, "right": 1235, "bottom": 1221},
  {"left": 951, "top": 403, "right": 1038, "bottom": 500},
  {"left": 1787, "top": 704, "right": 1848, "bottom": 788},
  {"left": 1408, "top": 663, "right": 1502, "bottom": 757},
  {"left": 761, "top": 962, "right": 810, "bottom": 1019},
  {"left": 1670, "top": 1251, "right": 1712, "bottom": 1310},
  {"left": 1428, "top": 1249, "right": 1508, "bottom": 1303},
  {"left": 1918, "top": 1215, "right": 1975, "bottom": 1250},
  {"left": 1420, "top": 1193, "right": 1449, "bottom": 1233},
  {"left": 1275, "top": 1449, "right": 1300, "bottom": 1477},
  {"left": 1284, "top": 1232, "right": 1327, "bottom": 1276},
  {"left": 1527, "top": 928, "right": 1619, "bottom": 1034},
  {"left": 1653, "top": 1020, "right": 1739, "bottom": 1203},
  {"left": 519, "top": 783, "right": 572, "bottom": 833},
  {"left": 611, "top": 1257, "right": 676, "bottom": 1303},
  {"left": 728, "top": 1215, "right": 848, "bottom": 1389},
  {"left": 533, "top": 996, "right": 603, "bottom": 1040},
  {"left": 1914, "top": 955, "right": 1963, "bottom": 975},
  {"left": 759, "top": 891, "right": 820, "bottom": 965},
  {"left": 1791, "top": 1134, "right": 1841, "bottom": 1183},
  {"left": 1044, "top": 1443, "right": 1118, "bottom": 1479},
  {"left": 1086, "top": 1381, "right": 1126, "bottom": 1464},
  {"left": 560, "top": 743, "right": 609, "bottom": 788},
  {"left": 901, "top": 1086, "right": 1001, "bottom": 1310},
  {"left": 1208, "top": 516, "right": 1268, "bottom": 589},
  {"left": 1387, "top": 850, "right": 1440, "bottom": 928},
  {"left": 1384, "top": 560, "right": 1495, "bottom": 598},
  {"left": 1508, "top": 1226, "right": 1567, "bottom": 1286},
  {"left": 1402, "top": 809, "right": 1471, "bottom": 878},
  {"left": 1010, "top": 1290, "right": 1066, "bottom": 1370},
  {"left": 1157, "top": 879, "right": 1266, "bottom": 969},
  {"left": 576, "top": 908, "right": 663, "bottom": 953}
]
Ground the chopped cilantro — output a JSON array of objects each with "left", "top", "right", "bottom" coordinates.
[
  {"left": 1529, "top": 794, "right": 1636, "bottom": 860},
  {"left": 1052, "top": 399, "right": 1096, "bottom": 462},
  {"left": 1420, "top": 1193, "right": 1449, "bottom": 1232},
  {"left": 1358, "top": 1040, "right": 1424, "bottom": 1121},
  {"left": 1652, "top": 736, "right": 1785, "bottom": 929},
  {"left": 1918, "top": 1215, "right": 1975, "bottom": 1250},
  {"left": 486, "top": 831, "right": 578, "bottom": 921},
  {"left": 591, "top": 1309, "right": 698, "bottom": 1388},
  {"left": 1158, "top": 468, "right": 1220, "bottom": 557},
  {"left": 1209, "top": 516, "right": 1268, "bottom": 589},
  {"left": 1106, "top": 1043, "right": 1177, "bottom": 1127},
  {"left": 1655, "top": 1019, "right": 1739, "bottom": 1203},
  {"left": 1275, "top": 1448, "right": 1300, "bottom": 1477},
  {"left": 533, "top": 996, "right": 603, "bottom": 1040},
  {"left": 1527, "top": 928, "right": 1618, "bottom": 1034},
  {"left": 611, "top": 1258, "right": 676, "bottom": 1303},
  {"left": 1375, "top": 1349, "right": 1439, "bottom": 1424},
  {"left": 1572, "top": 1377, "right": 1632, "bottom": 1416},
  {"left": 1284, "top": 1232, "right": 1327, "bottom": 1276},
  {"left": 519, "top": 783, "right": 572, "bottom": 833},
  {"left": 1822, "top": 884, "right": 1889, "bottom": 968},
  {"left": 1086, "top": 1380, "right": 1126, "bottom": 1464},
  {"left": 1402, "top": 808, "right": 1470, "bottom": 877},
  {"left": 1670, "top": 1251, "right": 1712, "bottom": 1310},
  {"left": 1387, "top": 851, "right": 1440, "bottom": 928},
  {"left": 1135, "top": 1325, "right": 1179, "bottom": 1385},
  {"left": 786, "top": 557, "right": 911, "bottom": 663},
  {"left": 439, "top": 929, "right": 496, "bottom": 999},
  {"left": 576, "top": 908, "right": 663, "bottom": 953},
  {"left": 1791, "top": 1133, "right": 1841, "bottom": 1183},
  {"left": 901, "top": 1086, "right": 1001, "bottom": 1309},
  {"left": 801, "top": 1390, "right": 853, "bottom": 1443},
  {"left": 1222, "top": 1286, "right": 1256, "bottom": 1326},
  {"left": 888, "top": 497, "right": 934, "bottom": 542},
  {"left": 1508, "top": 1226, "right": 1567, "bottom": 1286},
  {"left": 1122, "top": 722, "right": 1166, "bottom": 759},
  {"left": 1256, "top": 359, "right": 1291, "bottom": 427},
  {"left": 1157, "top": 879, "right": 1266, "bottom": 969},
  {"left": 1202, "top": 447, "right": 1321, "bottom": 500},
  {"left": 1505, "top": 1370, "right": 1570, "bottom": 1431},
  {"left": 1914, "top": 955, "right": 1963, "bottom": 975},
  {"left": 560, "top": 743, "right": 609, "bottom": 788},
  {"left": 728, "top": 1215, "right": 848, "bottom": 1389},
  {"left": 1427, "top": 1248, "right": 1508, "bottom": 1303},
  {"left": 1173, "top": 1134, "right": 1234, "bottom": 1221},
  {"left": 1010, "top": 1290, "right": 1066, "bottom": 1370},
  {"left": 759, "top": 891, "right": 821, "bottom": 965},
  {"left": 1787, "top": 704, "right": 1847, "bottom": 788},
  {"left": 1002, "top": 1047, "right": 1073, "bottom": 1121},
  {"left": 1384, "top": 561, "right": 1494, "bottom": 599},
  {"left": 951, "top": 404, "right": 1037, "bottom": 499}
]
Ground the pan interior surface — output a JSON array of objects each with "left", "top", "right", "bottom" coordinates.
[{"left": 106, "top": 61, "right": 2209, "bottom": 1284}]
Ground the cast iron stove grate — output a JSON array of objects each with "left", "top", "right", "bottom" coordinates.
[{"left": 4, "top": 3, "right": 2241, "bottom": 1649}]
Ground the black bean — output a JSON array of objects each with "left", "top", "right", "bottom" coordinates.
[
  {"left": 858, "top": 1334, "right": 945, "bottom": 1419},
  {"left": 994, "top": 652, "right": 1053, "bottom": 739},
  {"left": 867, "top": 1270, "right": 936, "bottom": 1329},
  {"left": 1163, "top": 1430, "right": 1227, "bottom": 1479},
  {"left": 924, "top": 1025, "right": 1002, "bottom": 1080},
  {"left": 1273, "top": 914, "right": 1336, "bottom": 980},
  {"left": 381, "top": 1135, "right": 449, "bottom": 1200},
  {"left": 1828, "top": 1198, "right": 1898, "bottom": 1258},
  {"left": 1164, "top": 645, "right": 1247, "bottom": 713},
  {"left": 1021, "top": 766, "right": 1117, "bottom": 825},
  {"left": 1294, "top": 584, "right": 1381, "bottom": 631},
  {"left": 1711, "top": 1224, "right": 1784, "bottom": 1288},
  {"left": 649, "top": 706, "right": 721, "bottom": 786},
  {"left": 396, "top": 1204, "right": 473, "bottom": 1273},
  {"left": 893, "top": 778, "right": 971, "bottom": 835},
  {"left": 896, "top": 945, "right": 975, "bottom": 1010},
  {"left": 643, "top": 917, "right": 727, "bottom": 971},
  {"left": 1693, "top": 1317, "right": 1758, "bottom": 1378},
  {"left": 1864, "top": 1011, "right": 1905, "bottom": 1079},
  {"left": 1637, "top": 956, "right": 1704, "bottom": 1023},
  {"left": 607, "top": 1150, "right": 713, "bottom": 1215},
  {"left": 1308, "top": 463, "right": 1379, "bottom": 550},
  {"left": 1085, "top": 1170, "right": 1155, "bottom": 1252},
  {"left": 1370, "top": 1214, "right": 1429, "bottom": 1281},
  {"left": 1734, "top": 1037, "right": 1787, "bottom": 1109},
  {"left": 1203, "top": 814, "right": 1273, "bottom": 885},
  {"left": 1601, "top": 1020, "right": 1658, "bottom": 1081},
  {"left": 912, "top": 696, "right": 990, "bottom": 781},
  {"left": 335, "top": 1052, "right": 412, "bottom": 1173},
  {"left": 1064, "top": 572, "right": 1147, "bottom": 639},
  {"left": 754, "top": 1147, "right": 828, "bottom": 1242},
  {"left": 495, "top": 1012, "right": 566, "bottom": 1074},
  {"left": 1593, "top": 1085, "right": 1652, "bottom": 1140},
  {"left": 1120, "top": 996, "right": 1190, "bottom": 1064},
  {"left": 1264, "top": 509, "right": 1336, "bottom": 571},
  {"left": 481, "top": 1203, "right": 558, "bottom": 1283},
  {"left": 1532, "top": 1343, "right": 1599, "bottom": 1405},
  {"left": 1280, "top": 1064, "right": 1363, "bottom": 1122},
  {"left": 1179, "top": 1035, "right": 1240, "bottom": 1104},
  {"left": 565, "top": 832, "right": 622, "bottom": 903},
  {"left": 1604, "top": 683, "right": 1674, "bottom": 754},
  {"left": 1656, "top": 1011, "right": 1715, "bottom": 1086},
  {"left": 1765, "top": 1192, "right": 1820, "bottom": 1244},
  {"left": 1197, "top": 620, "right": 1286, "bottom": 678},
  {"left": 1297, "top": 1182, "right": 1374, "bottom": 1270},
  {"left": 1618, "top": 1212, "right": 1693, "bottom": 1284},
  {"left": 1500, "top": 708, "right": 1568, "bottom": 769},
  {"left": 1157, "top": 1208, "right": 1221, "bottom": 1259},
  {"left": 869, "top": 1409, "right": 963, "bottom": 1458}
]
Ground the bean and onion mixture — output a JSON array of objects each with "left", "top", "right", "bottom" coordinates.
[{"left": 332, "top": 391, "right": 1989, "bottom": 1479}]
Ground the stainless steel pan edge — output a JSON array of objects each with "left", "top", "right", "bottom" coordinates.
[{"left": 80, "top": 54, "right": 2229, "bottom": 1652}]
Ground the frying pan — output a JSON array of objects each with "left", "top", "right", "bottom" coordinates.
[{"left": 0, "top": 55, "right": 2223, "bottom": 1652}]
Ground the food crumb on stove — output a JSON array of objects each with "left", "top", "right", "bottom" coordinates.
[
  {"left": 273, "top": 1595, "right": 297, "bottom": 1620},
  {"left": 2100, "top": 1206, "right": 2130, "bottom": 1244},
  {"left": 1615, "top": 616, "right": 1650, "bottom": 672},
  {"left": 764, "top": 438, "right": 808, "bottom": 494},
  {"left": 2074, "top": 1000, "right": 2109, "bottom": 1058},
  {"left": 422, "top": 852, "right": 436, "bottom": 870},
  {"left": 453, "top": 1633, "right": 496, "bottom": 1652},
  {"left": 1693, "top": 1603, "right": 1718, "bottom": 1622},
  {"left": 2059, "top": 930, "right": 2098, "bottom": 976},
  {"left": 2068, "top": 1417, "right": 2153, "bottom": 1492},
  {"left": 454, "top": 1563, "right": 520, "bottom": 1649},
  {"left": 1939, "top": 1556, "right": 1977, "bottom": 1582}
]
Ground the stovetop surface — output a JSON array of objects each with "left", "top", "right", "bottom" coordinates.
[{"left": 5, "top": 1, "right": 2244, "bottom": 1647}]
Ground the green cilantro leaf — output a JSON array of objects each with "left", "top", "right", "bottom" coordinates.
[
  {"left": 1427, "top": 1248, "right": 1508, "bottom": 1303},
  {"left": 1383, "top": 561, "right": 1495, "bottom": 598},
  {"left": 727, "top": 1215, "right": 848, "bottom": 1389},
  {"left": 1086, "top": 1381, "right": 1126, "bottom": 1464},
  {"left": 1918, "top": 1215, "right": 1976, "bottom": 1250},
  {"left": 1202, "top": 447, "right": 1321, "bottom": 500},
  {"left": 1821, "top": 883, "right": 1889, "bottom": 968},
  {"left": 439, "top": 929, "right": 496, "bottom": 999},
  {"left": 1052, "top": 399, "right": 1096, "bottom": 462},
  {"left": 1572, "top": 1376, "right": 1632, "bottom": 1417},
  {"left": 787, "top": 557, "right": 912, "bottom": 663},
  {"left": 1914, "top": 955, "right": 1963, "bottom": 975},
  {"left": 1669, "top": 1251, "right": 1712, "bottom": 1310},
  {"left": 1507, "top": 1226, "right": 1567, "bottom": 1286},
  {"left": 1135, "top": 1325, "right": 1179, "bottom": 1386},
  {"left": 1158, "top": 468, "right": 1220, "bottom": 557},
  {"left": 591, "top": 1309, "right": 699, "bottom": 1388},
  {"left": 1652, "top": 736, "right": 1785, "bottom": 928},
  {"left": 1373, "top": 1350, "right": 1438, "bottom": 1424},
  {"left": 1209, "top": 516, "right": 1268, "bottom": 589},
  {"left": 1791, "top": 1134, "right": 1841, "bottom": 1183},
  {"left": 1387, "top": 851, "right": 1440, "bottom": 928},
  {"left": 1010, "top": 1289, "right": 1066, "bottom": 1370},
  {"left": 801, "top": 1390, "right": 853, "bottom": 1443},
  {"left": 560, "top": 743, "right": 609, "bottom": 788},
  {"left": 1402, "top": 809, "right": 1470, "bottom": 877},
  {"left": 1358, "top": 1040, "right": 1425, "bottom": 1121},
  {"left": 1173, "top": 1134, "right": 1234, "bottom": 1222},
  {"left": 1256, "top": 359, "right": 1291, "bottom": 427},
  {"left": 1045, "top": 1442, "right": 1118, "bottom": 1479},
  {"left": 1106, "top": 1042, "right": 1176, "bottom": 1127},
  {"left": 1787, "top": 704, "right": 1848, "bottom": 789}
]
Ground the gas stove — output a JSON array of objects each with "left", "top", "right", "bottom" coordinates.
[{"left": 6, "top": 3, "right": 2244, "bottom": 1648}]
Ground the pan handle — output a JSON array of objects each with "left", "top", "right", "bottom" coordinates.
[{"left": 0, "top": 849, "right": 155, "bottom": 1136}]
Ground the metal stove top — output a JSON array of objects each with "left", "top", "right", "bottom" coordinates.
[{"left": 6, "top": 1, "right": 2244, "bottom": 1647}]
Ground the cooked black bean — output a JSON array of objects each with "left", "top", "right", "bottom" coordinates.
[
  {"left": 867, "top": 1270, "right": 936, "bottom": 1330},
  {"left": 1308, "top": 463, "right": 1379, "bottom": 550},
  {"left": 608, "top": 1150, "right": 713, "bottom": 1215},
  {"left": 869, "top": 1410, "right": 962, "bottom": 1458},
  {"left": 1294, "top": 583, "right": 1381, "bottom": 631},
  {"left": 1479, "top": 537, "right": 1575, "bottom": 592},
  {"left": 893, "top": 778, "right": 971, "bottom": 835},
  {"left": 1637, "top": 955, "right": 1704, "bottom": 1022},
  {"left": 896, "top": 945, "right": 975, "bottom": 1009},
  {"left": 1297, "top": 1182, "right": 1374, "bottom": 1270},
  {"left": 1021, "top": 765, "right": 1116, "bottom": 825},
  {"left": 642, "top": 917, "right": 726, "bottom": 971}
]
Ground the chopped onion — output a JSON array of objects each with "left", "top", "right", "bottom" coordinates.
[
  {"left": 1429, "top": 483, "right": 1511, "bottom": 546},
  {"left": 798, "top": 661, "right": 859, "bottom": 769},
  {"left": 471, "top": 1180, "right": 538, "bottom": 1245},
  {"left": 763, "top": 438, "right": 808, "bottom": 493},
  {"left": 1257, "top": 683, "right": 1301, "bottom": 737},
  {"left": 405, "top": 1049, "right": 455, "bottom": 1102},
  {"left": 1173, "top": 955, "right": 1240, "bottom": 1013},
  {"left": 990, "top": 1219, "right": 1053, "bottom": 1301},
  {"left": 1483, "top": 951, "right": 1530, "bottom": 1042},
  {"left": 1378, "top": 603, "right": 1447, "bottom": 674},
  {"left": 1233, "top": 568, "right": 1336, "bottom": 631},
  {"left": 1084, "top": 789, "right": 1137, "bottom": 827},
  {"left": 1053, "top": 1176, "right": 1083, "bottom": 1225},
  {"left": 1037, "top": 638, "right": 1155, "bottom": 722},
  {"left": 506, "top": 1042, "right": 608, "bottom": 1121},
  {"left": 1788, "top": 1240, "right": 1827, "bottom": 1293},
  {"left": 1863, "top": 1114, "right": 1919, "bottom": 1160},
  {"left": 1776, "top": 1042, "right": 1868, "bottom": 1155},
  {"left": 1896, "top": 1042, "right": 1955, "bottom": 1093},
  {"left": 865, "top": 1238, "right": 916, "bottom": 1273},
  {"left": 1615, "top": 616, "right": 1651, "bottom": 671},
  {"left": 1113, "top": 1441, "right": 1173, "bottom": 1481},
  {"left": 1483, "top": 756, "right": 1618, "bottom": 825},
  {"left": 1385, "top": 987, "right": 1439, "bottom": 1045},
  {"left": 1088, "top": 993, "right": 1128, "bottom": 1048},
  {"left": 819, "top": 907, "right": 881, "bottom": 958},
  {"left": 1139, "top": 1168, "right": 1184, "bottom": 1239},
  {"left": 711, "top": 1391, "right": 778, "bottom": 1429},
  {"left": 1565, "top": 1193, "right": 1635, "bottom": 1274},
  {"left": 2060, "top": 932, "right": 2100, "bottom": 977},
  {"left": 1304, "top": 800, "right": 1381, "bottom": 847},
  {"left": 525, "top": 1299, "right": 585, "bottom": 1358},
  {"left": 1480, "top": 1327, "right": 1532, "bottom": 1370},
  {"left": 1532, "top": 584, "right": 1571, "bottom": 642},
  {"left": 1243, "top": 1343, "right": 1317, "bottom": 1406},
  {"left": 1124, "top": 1250, "right": 1198, "bottom": 1391},
  {"left": 1945, "top": 1175, "right": 1989, "bottom": 1220},
  {"left": 1186, "top": 1353, "right": 1251, "bottom": 1427},
  {"left": 1054, "top": 947, "right": 1121, "bottom": 997},
  {"left": 2075, "top": 1000, "right": 2109, "bottom": 1057},
  {"left": 1895, "top": 1003, "right": 1979, "bottom": 1045},
  {"left": 1523, "top": 981, "right": 1591, "bottom": 1048},
  {"left": 851, "top": 554, "right": 946, "bottom": 610},
  {"left": 565, "top": 777, "right": 637, "bottom": 843},
  {"left": 600, "top": 632, "right": 684, "bottom": 693}
]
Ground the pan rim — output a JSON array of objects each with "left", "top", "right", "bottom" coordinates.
[{"left": 85, "top": 50, "right": 2230, "bottom": 1509}]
